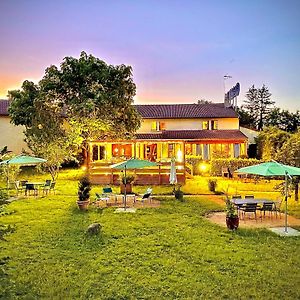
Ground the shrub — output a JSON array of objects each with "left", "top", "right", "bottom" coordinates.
[
  {"left": 208, "top": 179, "right": 217, "bottom": 192},
  {"left": 174, "top": 186, "right": 184, "bottom": 201},
  {"left": 210, "top": 158, "right": 262, "bottom": 176}
]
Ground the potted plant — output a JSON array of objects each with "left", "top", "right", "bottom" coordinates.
[
  {"left": 225, "top": 197, "right": 239, "bottom": 230},
  {"left": 120, "top": 174, "right": 135, "bottom": 194},
  {"left": 77, "top": 176, "right": 91, "bottom": 210},
  {"left": 174, "top": 185, "right": 184, "bottom": 201}
]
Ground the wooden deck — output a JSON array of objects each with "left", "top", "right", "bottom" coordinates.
[{"left": 89, "top": 161, "right": 186, "bottom": 185}]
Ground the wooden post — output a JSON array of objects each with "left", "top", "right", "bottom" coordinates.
[{"left": 159, "top": 164, "right": 162, "bottom": 185}]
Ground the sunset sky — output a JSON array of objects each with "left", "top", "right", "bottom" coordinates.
[{"left": 0, "top": 0, "right": 299, "bottom": 110}]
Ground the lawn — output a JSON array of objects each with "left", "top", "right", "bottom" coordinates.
[{"left": 1, "top": 169, "right": 300, "bottom": 299}]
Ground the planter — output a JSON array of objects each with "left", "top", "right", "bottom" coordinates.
[
  {"left": 226, "top": 216, "right": 239, "bottom": 230},
  {"left": 77, "top": 199, "right": 90, "bottom": 211},
  {"left": 120, "top": 184, "right": 132, "bottom": 194}
]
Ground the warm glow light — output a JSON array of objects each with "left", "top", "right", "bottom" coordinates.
[
  {"left": 199, "top": 163, "right": 208, "bottom": 172},
  {"left": 81, "top": 166, "right": 87, "bottom": 171}
]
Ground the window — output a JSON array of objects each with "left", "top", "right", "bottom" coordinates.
[
  {"left": 168, "top": 143, "right": 174, "bottom": 158},
  {"left": 202, "top": 121, "right": 209, "bottom": 130},
  {"left": 151, "top": 121, "right": 163, "bottom": 131},
  {"left": 211, "top": 120, "right": 218, "bottom": 130}
]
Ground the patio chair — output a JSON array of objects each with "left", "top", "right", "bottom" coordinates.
[
  {"left": 14, "top": 181, "right": 25, "bottom": 196},
  {"left": 25, "top": 183, "right": 38, "bottom": 196},
  {"left": 222, "top": 167, "right": 229, "bottom": 178},
  {"left": 95, "top": 192, "right": 110, "bottom": 206},
  {"left": 232, "top": 195, "right": 242, "bottom": 216},
  {"left": 274, "top": 199, "right": 282, "bottom": 219},
  {"left": 48, "top": 182, "right": 56, "bottom": 194},
  {"left": 135, "top": 188, "right": 153, "bottom": 205},
  {"left": 240, "top": 203, "right": 258, "bottom": 220},
  {"left": 43, "top": 180, "right": 52, "bottom": 195},
  {"left": 102, "top": 187, "right": 116, "bottom": 203},
  {"left": 258, "top": 202, "right": 274, "bottom": 219}
]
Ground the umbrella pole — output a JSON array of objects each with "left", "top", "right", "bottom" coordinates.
[
  {"left": 6, "top": 162, "right": 9, "bottom": 196},
  {"left": 284, "top": 172, "right": 288, "bottom": 233},
  {"left": 124, "top": 166, "right": 127, "bottom": 211}
]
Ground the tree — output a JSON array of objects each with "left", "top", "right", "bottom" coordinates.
[
  {"left": 236, "top": 106, "right": 256, "bottom": 129},
  {"left": 266, "top": 108, "right": 300, "bottom": 132},
  {"left": 8, "top": 52, "right": 141, "bottom": 177},
  {"left": 243, "top": 84, "right": 275, "bottom": 130},
  {"left": 255, "top": 127, "right": 290, "bottom": 160}
]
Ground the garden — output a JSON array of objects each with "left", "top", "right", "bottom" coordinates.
[{"left": 1, "top": 168, "right": 300, "bottom": 299}]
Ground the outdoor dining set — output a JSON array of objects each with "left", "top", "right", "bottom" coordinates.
[
  {"left": 94, "top": 187, "right": 153, "bottom": 207},
  {"left": 14, "top": 180, "right": 56, "bottom": 196},
  {"left": 231, "top": 195, "right": 282, "bottom": 220}
]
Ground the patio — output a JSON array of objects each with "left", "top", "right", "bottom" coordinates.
[{"left": 207, "top": 211, "right": 300, "bottom": 228}]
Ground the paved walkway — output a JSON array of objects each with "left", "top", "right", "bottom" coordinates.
[{"left": 207, "top": 212, "right": 300, "bottom": 228}]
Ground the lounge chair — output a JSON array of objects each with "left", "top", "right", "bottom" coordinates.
[
  {"left": 102, "top": 187, "right": 116, "bottom": 203},
  {"left": 135, "top": 188, "right": 153, "bottom": 205},
  {"left": 95, "top": 192, "right": 110, "bottom": 206}
]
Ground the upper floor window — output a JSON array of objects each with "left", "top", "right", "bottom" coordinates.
[
  {"left": 151, "top": 121, "right": 166, "bottom": 131},
  {"left": 211, "top": 120, "right": 218, "bottom": 130},
  {"left": 202, "top": 120, "right": 218, "bottom": 130},
  {"left": 202, "top": 121, "right": 209, "bottom": 130}
]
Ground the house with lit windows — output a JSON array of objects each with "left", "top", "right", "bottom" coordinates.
[{"left": 88, "top": 103, "right": 248, "bottom": 185}]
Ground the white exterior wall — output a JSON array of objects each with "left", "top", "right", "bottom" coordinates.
[
  {"left": 0, "top": 116, "right": 28, "bottom": 153},
  {"left": 137, "top": 117, "right": 239, "bottom": 133}
]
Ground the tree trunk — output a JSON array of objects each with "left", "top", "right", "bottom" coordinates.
[{"left": 295, "top": 177, "right": 299, "bottom": 201}]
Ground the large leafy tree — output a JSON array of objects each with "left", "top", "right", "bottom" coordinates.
[
  {"left": 8, "top": 52, "right": 141, "bottom": 178},
  {"left": 266, "top": 108, "right": 300, "bottom": 132},
  {"left": 243, "top": 84, "right": 275, "bottom": 131}
]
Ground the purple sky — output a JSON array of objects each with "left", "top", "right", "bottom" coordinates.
[{"left": 1, "top": 0, "right": 299, "bottom": 110}]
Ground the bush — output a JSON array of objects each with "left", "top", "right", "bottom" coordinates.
[
  {"left": 210, "top": 158, "right": 262, "bottom": 176},
  {"left": 208, "top": 179, "right": 217, "bottom": 192},
  {"left": 174, "top": 186, "right": 184, "bottom": 201},
  {"left": 186, "top": 156, "right": 203, "bottom": 175}
]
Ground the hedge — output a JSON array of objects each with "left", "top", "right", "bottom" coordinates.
[{"left": 210, "top": 158, "right": 262, "bottom": 176}]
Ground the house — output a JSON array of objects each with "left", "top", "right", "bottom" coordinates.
[
  {"left": 88, "top": 103, "right": 247, "bottom": 185},
  {"left": 0, "top": 99, "right": 28, "bottom": 153}
]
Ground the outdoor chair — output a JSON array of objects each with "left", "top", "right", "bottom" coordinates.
[
  {"left": 232, "top": 195, "right": 242, "bottom": 216},
  {"left": 25, "top": 183, "right": 38, "bottom": 196},
  {"left": 222, "top": 167, "right": 229, "bottom": 178},
  {"left": 102, "top": 187, "right": 116, "bottom": 203},
  {"left": 95, "top": 192, "right": 110, "bottom": 206},
  {"left": 258, "top": 202, "right": 274, "bottom": 219},
  {"left": 240, "top": 203, "right": 258, "bottom": 220},
  {"left": 135, "top": 188, "right": 153, "bottom": 205},
  {"left": 14, "top": 181, "right": 25, "bottom": 196},
  {"left": 274, "top": 199, "right": 282, "bottom": 219},
  {"left": 43, "top": 180, "right": 52, "bottom": 195}
]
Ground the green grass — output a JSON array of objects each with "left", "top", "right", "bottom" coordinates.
[{"left": 1, "top": 170, "right": 300, "bottom": 299}]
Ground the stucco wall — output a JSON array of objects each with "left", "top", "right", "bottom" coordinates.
[
  {"left": 0, "top": 116, "right": 28, "bottom": 153},
  {"left": 137, "top": 118, "right": 239, "bottom": 132}
]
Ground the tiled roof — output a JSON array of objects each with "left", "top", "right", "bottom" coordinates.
[
  {"left": 134, "top": 103, "right": 237, "bottom": 119},
  {"left": 0, "top": 99, "right": 10, "bottom": 115},
  {"left": 135, "top": 130, "right": 247, "bottom": 141}
]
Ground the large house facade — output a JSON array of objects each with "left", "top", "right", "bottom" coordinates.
[{"left": 88, "top": 103, "right": 247, "bottom": 185}]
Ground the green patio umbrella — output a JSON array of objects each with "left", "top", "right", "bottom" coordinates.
[
  {"left": 110, "top": 158, "right": 158, "bottom": 210},
  {"left": 236, "top": 161, "right": 300, "bottom": 233},
  {"left": 0, "top": 155, "right": 47, "bottom": 193}
]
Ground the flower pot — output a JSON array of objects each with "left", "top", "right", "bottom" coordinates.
[
  {"left": 120, "top": 184, "right": 132, "bottom": 194},
  {"left": 226, "top": 216, "right": 239, "bottom": 230},
  {"left": 77, "top": 199, "right": 90, "bottom": 211}
]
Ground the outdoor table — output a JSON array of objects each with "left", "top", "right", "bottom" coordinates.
[
  {"left": 116, "top": 194, "right": 136, "bottom": 204},
  {"left": 231, "top": 198, "right": 275, "bottom": 205}
]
